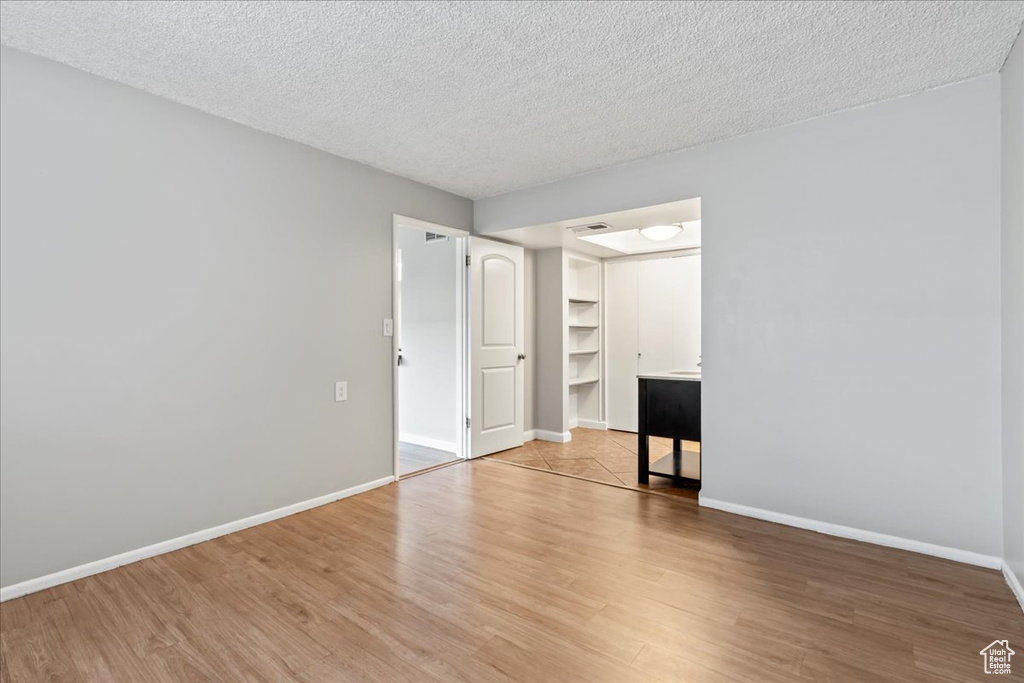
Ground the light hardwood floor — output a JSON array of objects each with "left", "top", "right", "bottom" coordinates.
[
  {"left": 487, "top": 428, "right": 700, "bottom": 499},
  {"left": 399, "top": 441, "right": 458, "bottom": 477},
  {"left": 1, "top": 460, "right": 1021, "bottom": 682}
]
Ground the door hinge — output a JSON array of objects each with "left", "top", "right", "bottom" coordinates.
[
  {"left": 465, "top": 255, "right": 471, "bottom": 267},
  {"left": 466, "top": 417, "right": 471, "bottom": 429}
]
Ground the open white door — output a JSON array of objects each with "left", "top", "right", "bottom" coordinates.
[
  {"left": 606, "top": 260, "right": 639, "bottom": 432},
  {"left": 469, "top": 237, "right": 525, "bottom": 457}
]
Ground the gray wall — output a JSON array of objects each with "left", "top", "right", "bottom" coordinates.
[
  {"left": 0, "top": 48, "right": 472, "bottom": 587},
  {"left": 534, "top": 249, "right": 568, "bottom": 435},
  {"left": 477, "top": 76, "right": 1004, "bottom": 557},
  {"left": 1002, "top": 29, "right": 1024, "bottom": 590},
  {"left": 397, "top": 226, "right": 458, "bottom": 449},
  {"left": 524, "top": 248, "right": 537, "bottom": 433}
]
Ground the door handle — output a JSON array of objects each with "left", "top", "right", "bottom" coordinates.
[{"left": 517, "top": 353, "right": 526, "bottom": 360}]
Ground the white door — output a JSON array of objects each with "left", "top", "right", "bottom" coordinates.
[
  {"left": 605, "top": 261, "right": 639, "bottom": 432},
  {"left": 673, "top": 254, "right": 702, "bottom": 371},
  {"left": 469, "top": 237, "right": 525, "bottom": 457},
  {"left": 638, "top": 258, "right": 679, "bottom": 375}
]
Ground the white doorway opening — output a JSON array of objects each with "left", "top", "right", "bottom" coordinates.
[{"left": 392, "top": 215, "right": 469, "bottom": 478}]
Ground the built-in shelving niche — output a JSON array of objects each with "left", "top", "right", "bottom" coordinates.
[{"left": 567, "top": 254, "right": 602, "bottom": 428}]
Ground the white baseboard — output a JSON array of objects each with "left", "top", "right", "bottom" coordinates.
[
  {"left": 1004, "top": 562, "right": 1024, "bottom": 614},
  {"left": 399, "top": 433, "right": 457, "bottom": 453},
  {"left": 527, "top": 423, "right": 604, "bottom": 440},
  {"left": 0, "top": 475, "right": 395, "bottom": 602},
  {"left": 534, "top": 429, "right": 572, "bottom": 443},
  {"left": 699, "top": 497, "right": 1002, "bottom": 570}
]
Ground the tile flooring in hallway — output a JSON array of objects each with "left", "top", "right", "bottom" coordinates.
[{"left": 486, "top": 428, "right": 700, "bottom": 499}]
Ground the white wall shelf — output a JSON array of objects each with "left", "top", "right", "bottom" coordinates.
[{"left": 566, "top": 253, "right": 603, "bottom": 428}]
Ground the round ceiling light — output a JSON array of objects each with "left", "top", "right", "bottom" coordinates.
[{"left": 639, "top": 224, "right": 683, "bottom": 241}]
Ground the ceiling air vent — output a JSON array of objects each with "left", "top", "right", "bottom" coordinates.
[
  {"left": 424, "top": 232, "right": 449, "bottom": 243},
  {"left": 566, "top": 222, "right": 612, "bottom": 234}
]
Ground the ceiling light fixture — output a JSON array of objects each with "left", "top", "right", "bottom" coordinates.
[
  {"left": 639, "top": 224, "right": 683, "bottom": 241},
  {"left": 576, "top": 220, "right": 701, "bottom": 254}
]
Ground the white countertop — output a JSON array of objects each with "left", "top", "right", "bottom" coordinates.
[{"left": 638, "top": 371, "right": 702, "bottom": 381}]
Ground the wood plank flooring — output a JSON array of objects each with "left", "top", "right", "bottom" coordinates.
[
  {"left": 487, "top": 428, "right": 700, "bottom": 499},
  {"left": 2, "top": 460, "right": 1021, "bottom": 681},
  {"left": 399, "top": 441, "right": 457, "bottom": 476}
]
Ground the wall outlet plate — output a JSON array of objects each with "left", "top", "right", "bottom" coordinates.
[
  {"left": 383, "top": 318, "right": 394, "bottom": 337},
  {"left": 335, "top": 381, "right": 348, "bottom": 402}
]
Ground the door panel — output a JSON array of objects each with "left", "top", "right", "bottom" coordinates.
[
  {"left": 673, "top": 254, "right": 702, "bottom": 372},
  {"left": 608, "top": 256, "right": 701, "bottom": 433},
  {"left": 470, "top": 237, "right": 525, "bottom": 456},
  {"left": 638, "top": 258, "right": 679, "bottom": 375},
  {"left": 481, "top": 366, "right": 516, "bottom": 430},
  {"left": 482, "top": 256, "right": 516, "bottom": 346},
  {"left": 605, "top": 261, "right": 639, "bottom": 432}
]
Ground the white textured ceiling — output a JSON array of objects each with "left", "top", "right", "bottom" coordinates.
[{"left": 2, "top": 1, "right": 1022, "bottom": 199}]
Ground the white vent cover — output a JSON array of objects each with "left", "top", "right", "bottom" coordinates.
[
  {"left": 424, "top": 232, "right": 449, "bottom": 243},
  {"left": 566, "top": 222, "right": 613, "bottom": 234}
]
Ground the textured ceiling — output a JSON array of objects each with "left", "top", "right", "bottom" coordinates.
[{"left": 2, "top": 1, "right": 1022, "bottom": 198}]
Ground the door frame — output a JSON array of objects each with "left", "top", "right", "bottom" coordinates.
[{"left": 392, "top": 215, "right": 471, "bottom": 479}]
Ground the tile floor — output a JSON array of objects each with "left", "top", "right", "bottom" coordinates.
[{"left": 486, "top": 428, "right": 700, "bottom": 499}]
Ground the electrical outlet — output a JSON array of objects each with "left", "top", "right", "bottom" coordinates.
[
  {"left": 335, "top": 381, "right": 348, "bottom": 402},
  {"left": 383, "top": 318, "right": 394, "bottom": 337}
]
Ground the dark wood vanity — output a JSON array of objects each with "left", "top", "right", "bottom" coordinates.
[{"left": 637, "top": 373, "right": 701, "bottom": 488}]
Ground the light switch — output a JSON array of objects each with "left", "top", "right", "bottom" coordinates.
[
  {"left": 383, "top": 318, "right": 394, "bottom": 337},
  {"left": 335, "top": 381, "right": 348, "bottom": 402}
]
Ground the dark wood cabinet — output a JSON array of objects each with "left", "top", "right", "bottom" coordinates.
[{"left": 638, "top": 376, "right": 701, "bottom": 488}]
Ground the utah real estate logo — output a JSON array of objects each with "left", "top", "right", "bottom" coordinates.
[{"left": 979, "top": 640, "right": 1015, "bottom": 675}]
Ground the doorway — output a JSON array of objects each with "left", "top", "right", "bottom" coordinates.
[
  {"left": 467, "top": 198, "right": 702, "bottom": 498},
  {"left": 392, "top": 216, "right": 468, "bottom": 477},
  {"left": 392, "top": 219, "right": 530, "bottom": 478}
]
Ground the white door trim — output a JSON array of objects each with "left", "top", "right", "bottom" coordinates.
[{"left": 392, "top": 215, "right": 470, "bottom": 479}]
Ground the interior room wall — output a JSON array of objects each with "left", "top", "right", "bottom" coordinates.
[
  {"left": 0, "top": 47, "right": 472, "bottom": 589},
  {"left": 524, "top": 248, "right": 537, "bottom": 434},
  {"left": 476, "top": 75, "right": 1003, "bottom": 560},
  {"left": 1001, "top": 28, "right": 1024, "bottom": 596},
  {"left": 535, "top": 248, "right": 568, "bottom": 437},
  {"left": 397, "top": 227, "right": 458, "bottom": 451}
]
